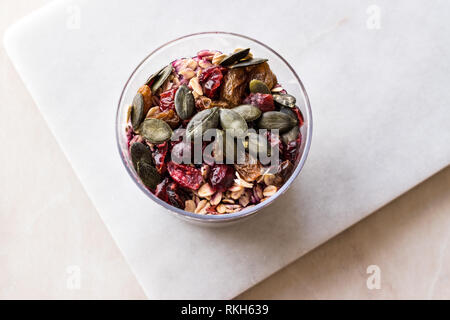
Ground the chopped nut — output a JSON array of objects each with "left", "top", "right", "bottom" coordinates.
[
  {"left": 186, "top": 58, "right": 197, "bottom": 70},
  {"left": 198, "top": 183, "right": 215, "bottom": 198},
  {"left": 179, "top": 68, "right": 196, "bottom": 80},
  {"left": 231, "top": 188, "right": 244, "bottom": 200},
  {"left": 193, "top": 91, "right": 201, "bottom": 99},
  {"left": 185, "top": 200, "right": 196, "bottom": 212},
  {"left": 263, "top": 173, "right": 276, "bottom": 186},
  {"left": 254, "top": 184, "right": 263, "bottom": 200},
  {"left": 234, "top": 172, "right": 254, "bottom": 188},
  {"left": 238, "top": 190, "right": 251, "bottom": 207},
  {"left": 223, "top": 204, "right": 242, "bottom": 213},
  {"left": 210, "top": 191, "right": 223, "bottom": 206},
  {"left": 263, "top": 185, "right": 277, "bottom": 197},
  {"left": 172, "top": 76, "right": 180, "bottom": 87},
  {"left": 228, "top": 183, "right": 243, "bottom": 192},
  {"left": 189, "top": 77, "right": 203, "bottom": 96},
  {"left": 195, "top": 199, "right": 210, "bottom": 214},
  {"left": 212, "top": 52, "right": 228, "bottom": 65},
  {"left": 217, "top": 204, "right": 227, "bottom": 214},
  {"left": 199, "top": 59, "right": 213, "bottom": 69},
  {"left": 271, "top": 86, "right": 284, "bottom": 93},
  {"left": 222, "top": 198, "right": 235, "bottom": 204}
]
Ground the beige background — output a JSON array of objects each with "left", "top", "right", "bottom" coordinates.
[{"left": 1, "top": 0, "right": 449, "bottom": 299}]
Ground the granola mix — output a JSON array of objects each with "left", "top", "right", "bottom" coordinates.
[{"left": 126, "top": 48, "right": 304, "bottom": 215}]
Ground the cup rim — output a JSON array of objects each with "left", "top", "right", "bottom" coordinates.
[{"left": 116, "top": 31, "right": 313, "bottom": 223}]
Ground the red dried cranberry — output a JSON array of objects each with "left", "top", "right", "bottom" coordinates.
[
  {"left": 199, "top": 66, "right": 225, "bottom": 98},
  {"left": 159, "top": 88, "right": 177, "bottom": 111},
  {"left": 292, "top": 107, "right": 304, "bottom": 126},
  {"left": 153, "top": 142, "right": 169, "bottom": 174},
  {"left": 155, "top": 178, "right": 170, "bottom": 202},
  {"left": 209, "top": 164, "right": 235, "bottom": 192},
  {"left": 171, "top": 141, "right": 192, "bottom": 164},
  {"left": 243, "top": 93, "right": 275, "bottom": 112},
  {"left": 267, "top": 131, "right": 284, "bottom": 162},
  {"left": 284, "top": 133, "right": 302, "bottom": 162},
  {"left": 167, "top": 161, "right": 203, "bottom": 190},
  {"left": 166, "top": 182, "right": 184, "bottom": 208}
]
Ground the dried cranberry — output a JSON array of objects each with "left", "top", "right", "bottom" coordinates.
[
  {"left": 167, "top": 161, "right": 203, "bottom": 190},
  {"left": 159, "top": 88, "right": 177, "bottom": 111},
  {"left": 152, "top": 142, "right": 169, "bottom": 174},
  {"left": 155, "top": 178, "right": 170, "bottom": 202},
  {"left": 267, "top": 131, "right": 284, "bottom": 162},
  {"left": 209, "top": 164, "right": 235, "bottom": 192},
  {"left": 166, "top": 182, "right": 184, "bottom": 208},
  {"left": 243, "top": 93, "right": 275, "bottom": 112},
  {"left": 199, "top": 66, "right": 225, "bottom": 98},
  {"left": 284, "top": 133, "right": 302, "bottom": 162},
  {"left": 292, "top": 107, "right": 304, "bottom": 126},
  {"left": 171, "top": 141, "right": 193, "bottom": 164}
]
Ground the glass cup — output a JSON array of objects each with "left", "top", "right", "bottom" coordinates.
[{"left": 116, "top": 32, "right": 312, "bottom": 225}]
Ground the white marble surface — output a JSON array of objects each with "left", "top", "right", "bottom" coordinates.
[{"left": 3, "top": 0, "right": 450, "bottom": 299}]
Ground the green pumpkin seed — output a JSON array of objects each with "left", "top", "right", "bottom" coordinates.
[
  {"left": 273, "top": 93, "right": 296, "bottom": 108},
  {"left": 130, "top": 142, "right": 153, "bottom": 169},
  {"left": 137, "top": 161, "right": 161, "bottom": 190},
  {"left": 186, "top": 107, "right": 220, "bottom": 140},
  {"left": 230, "top": 58, "right": 268, "bottom": 69},
  {"left": 174, "top": 84, "right": 195, "bottom": 120},
  {"left": 140, "top": 118, "right": 173, "bottom": 144},
  {"left": 231, "top": 104, "right": 262, "bottom": 122},
  {"left": 131, "top": 93, "right": 145, "bottom": 129},
  {"left": 219, "top": 48, "right": 250, "bottom": 67},
  {"left": 281, "top": 125, "right": 300, "bottom": 145},
  {"left": 257, "top": 111, "right": 297, "bottom": 133},
  {"left": 224, "top": 134, "right": 245, "bottom": 164},
  {"left": 246, "top": 132, "right": 271, "bottom": 157},
  {"left": 212, "top": 129, "right": 225, "bottom": 162},
  {"left": 151, "top": 64, "right": 173, "bottom": 93},
  {"left": 145, "top": 65, "right": 165, "bottom": 86},
  {"left": 249, "top": 79, "right": 270, "bottom": 94},
  {"left": 219, "top": 108, "right": 248, "bottom": 138},
  {"left": 280, "top": 106, "right": 297, "bottom": 120}
]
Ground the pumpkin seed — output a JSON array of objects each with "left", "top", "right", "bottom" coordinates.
[
  {"left": 212, "top": 129, "right": 225, "bottom": 162},
  {"left": 249, "top": 79, "right": 270, "bottom": 94},
  {"left": 257, "top": 111, "right": 297, "bottom": 133},
  {"left": 131, "top": 93, "right": 145, "bottom": 129},
  {"left": 137, "top": 161, "right": 161, "bottom": 190},
  {"left": 140, "top": 118, "right": 173, "bottom": 144},
  {"left": 151, "top": 64, "right": 173, "bottom": 93},
  {"left": 246, "top": 132, "right": 270, "bottom": 157},
  {"left": 130, "top": 142, "right": 153, "bottom": 169},
  {"left": 145, "top": 65, "right": 165, "bottom": 86},
  {"left": 273, "top": 93, "right": 296, "bottom": 108},
  {"left": 186, "top": 107, "right": 220, "bottom": 140},
  {"left": 174, "top": 84, "right": 195, "bottom": 120},
  {"left": 219, "top": 48, "right": 250, "bottom": 67},
  {"left": 224, "top": 134, "right": 245, "bottom": 164},
  {"left": 230, "top": 58, "right": 268, "bottom": 69},
  {"left": 281, "top": 125, "right": 300, "bottom": 145},
  {"left": 219, "top": 108, "right": 248, "bottom": 138},
  {"left": 280, "top": 106, "right": 297, "bottom": 120},
  {"left": 231, "top": 104, "right": 262, "bottom": 122}
]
